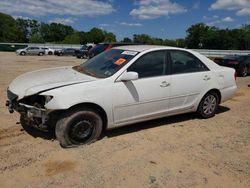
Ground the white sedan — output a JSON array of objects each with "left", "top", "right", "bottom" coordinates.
[
  {"left": 6, "top": 45, "right": 237, "bottom": 147},
  {"left": 41, "top": 47, "right": 55, "bottom": 55}
]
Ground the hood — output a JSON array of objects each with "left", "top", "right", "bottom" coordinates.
[{"left": 9, "top": 66, "right": 97, "bottom": 99}]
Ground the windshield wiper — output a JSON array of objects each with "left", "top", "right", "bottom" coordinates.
[{"left": 73, "top": 66, "right": 99, "bottom": 78}]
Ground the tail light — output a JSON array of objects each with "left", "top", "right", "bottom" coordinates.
[
  {"left": 228, "top": 61, "right": 239, "bottom": 65},
  {"left": 234, "top": 71, "right": 237, "bottom": 80},
  {"left": 105, "top": 44, "right": 113, "bottom": 50}
]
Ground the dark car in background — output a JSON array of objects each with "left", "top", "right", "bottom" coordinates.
[
  {"left": 88, "top": 43, "right": 136, "bottom": 58},
  {"left": 75, "top": 45, "right": 93, "bottom": 59},
  {"left": 54, "top": 48, "right": 76, "bottom": 56},
  {"left": 214, "top": 54, "right": 250, "bottom": 77}
]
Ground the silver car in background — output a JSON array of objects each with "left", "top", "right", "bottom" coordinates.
[{"left": 16, "top": 47, "right": 45, "bottom": 56}]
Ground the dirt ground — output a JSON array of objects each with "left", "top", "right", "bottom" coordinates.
[{"left": 0, "top": 52, "right": 249, "bottom": 188}]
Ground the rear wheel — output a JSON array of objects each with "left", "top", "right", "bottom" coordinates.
[
  {"left": 83, "top": 54, "right": 87, "bottom": 59},
  {"left": 239, "top": 65, "right": 248, "bottom": 77},
  {"left": 48, "top": 51, "right": 53, "bottom": 55},
  {"left": 55, "top": 108, "right": 103, "bottom": 147},
  {"left": 197, "top": 92, "right": 219, "bottom": 119},
  {"left": 38, "top": 52, "right": 44, "bottom": 56}
]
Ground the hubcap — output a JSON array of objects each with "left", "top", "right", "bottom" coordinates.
[
  {"left": 203, "top": 95, "right": 217, "bottom": 115},
  {"left": 69, "top": 120, "right": 93, "bottom": 142}
]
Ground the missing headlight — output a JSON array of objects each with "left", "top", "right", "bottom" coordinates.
[{"left": 19, "top": 95, "right": 53, "bottom": 108}]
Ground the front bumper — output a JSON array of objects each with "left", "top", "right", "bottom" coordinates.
[{"left": 6, "top": 89, "right": 50, "bottom": 130}]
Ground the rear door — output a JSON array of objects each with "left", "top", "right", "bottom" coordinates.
[{"left": 168, "top": 50, "right": 211, "bottom": 112}]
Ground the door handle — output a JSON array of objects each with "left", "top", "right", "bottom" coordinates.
[
  {"left": 160, "top": 81, "right": 170, "bottom": 87},
  {"left": 203, "top": 75, "right": 211, "bottom": 81}
]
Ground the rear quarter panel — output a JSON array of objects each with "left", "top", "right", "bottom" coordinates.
[{"left": 214, "top": 67, "right": 237, "bottom": 103}]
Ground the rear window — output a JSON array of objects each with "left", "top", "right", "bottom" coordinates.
[{"left": 223, "top": 55, "right": 245, "bottom": 61}]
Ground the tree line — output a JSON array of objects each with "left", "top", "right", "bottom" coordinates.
[{"left": 0, "top": 12, "right": 250, "bottom": 50}]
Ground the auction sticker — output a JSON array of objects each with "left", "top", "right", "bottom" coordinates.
[
  {"left": 121, "top": 51, "right": 138, "bottom": 56},
  {"left": 114, "top": 58, "right": 126, "bottom": 65}
]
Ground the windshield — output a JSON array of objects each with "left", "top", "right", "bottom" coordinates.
[{"left": 73, "top": 49, "right": 138, "bottom": 78}]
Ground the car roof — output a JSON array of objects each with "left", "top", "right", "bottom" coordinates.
[{"left": 113, "top": 45, "right": 184, "bottom": 52}]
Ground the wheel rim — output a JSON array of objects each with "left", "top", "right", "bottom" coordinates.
[
  {"left": 69, "top": 119, "right": 94, "bottom": 143},
  {"left": 202, "top": 95, "right": 217, "bottom": 115},
  {"left": 242, "top": 67, "right": 247, "bottom": 76}
]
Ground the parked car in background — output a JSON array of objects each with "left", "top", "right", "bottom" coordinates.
[
  {"left": 16, "top": 47, "right": 45, "bottom": 56},
  {"left": 75, "top": 44, "right": 94, "bottom": 59},
  {"left": 7, "top": 45, "right": 237, "bottom": 147},
  {"left": 41, "top": 47, "right": 55, "bottom": 55},
  {"left": 214, "top": 55, "right": 250, "bottom": 77},
  {"left": 54, "top": 48, "right": 76, "bottom": 56},
  {"left": 88, "top": 43, "right": 136, "bottom": 58}
]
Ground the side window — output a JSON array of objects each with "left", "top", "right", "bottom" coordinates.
[
  {"left": 128, "top": 51, "right": 167, "bottom": 78},
  {"left": 170, "top": 50, "right": 208, "bottom": 74}
]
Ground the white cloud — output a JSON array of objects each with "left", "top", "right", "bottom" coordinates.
[
  {"left": 210, "top": 0, "right": 250, "bottom": 16},
  {"left": 236, "top": 8, "right": 250, "bottom": 16},
  {"left": 130, "top": 0, "right": 187, "bottom": 20},
  {"left": 13, "top": 15, "right": 33, "bottom": 20},
  {"left": 119, "top": 22, "right": 143, "bottom": 27},
  {"left": 99, "top": 24, "right": 111, "bottom": 27},
  {"left": 0, "top": 0, "right": 114, "bottom": 16},
  {"left": 49, "top": 17, "right": 76, "bottom": 25},
  {"left": 221, "top": 16, "right": 234, "bottom": 22},
  {"left": 203, "top": 15, "right": 219, "bottom": 20},
  {"left": 207, "top": 16, "right": 235, "bottom": 26}
]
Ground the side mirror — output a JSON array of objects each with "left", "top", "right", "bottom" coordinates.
[{"left": 117, "top": 71, "right": 138, "bottom": 82}]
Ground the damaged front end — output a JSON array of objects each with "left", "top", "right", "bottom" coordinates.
[{"left": 6, "top": 89, "right": 55, "bottom": 131}]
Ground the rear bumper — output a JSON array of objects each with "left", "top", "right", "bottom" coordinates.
[{"left": 220, "top": 85, "right": 237, "bottom": 103}]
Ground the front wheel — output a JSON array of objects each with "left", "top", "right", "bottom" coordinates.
[
  {"left": 38, "top": 52, "right": 44, "bottom": 56},
  {"left": 20, "top": 51, "right": 26, "bottom": 56},
  {"left": 197, "top": 92, "right": 219, "bottom": 119},
  {"left": 55, "top": 108, "right": 103, "bottom": 147}
]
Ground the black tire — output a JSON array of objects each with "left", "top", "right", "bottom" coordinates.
[
  {"left": 20, "top": 51, "right": 26, "bottom": 56},
  {"left": 48, "top": 51, "right": 53, "bottom": 55},
  {"left": 39, "top": 52, "right": 44, "bottom": 56},
  {"left": 55, "top": 108, "right": 103, "bottom": 148},
  {"left": 83, "top": 54, "right": 87, "bottom": 59},
  {"left": 239, "top": 65, "right": 248, "bottom": 77},
  {"left": 197, "top": 91, "right": 219, "bottom": 119}
]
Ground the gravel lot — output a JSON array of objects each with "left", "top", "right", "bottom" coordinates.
[{"left": 0, "top": 52, "right": 249, "bottom": 188}]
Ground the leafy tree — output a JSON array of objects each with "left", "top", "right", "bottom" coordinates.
[
  {"left": 186, "top": 23, "right": 210, "bottom": 48},
  {"left": 63, "top": 32, "right": 81, "bottom": 44},
  {"left": 133, "top": 34, "right": 152, "bottom": 44},
  {"left": 103, "top": 31, "right": 116, "bottom": 42},
  {"left": 0, "top": 12, "right": 20, "bottom": 42},
  {"left": 121, "top": 37, "right": 132, "bottom": 43},
  {"left": 1, "top": 12, "right": 250, "bottom": 50},
  {"left": 29, "top": 33, "right": 44, "bottom": 43},
  {"left": 88, "top": 27, "right": 105, "bottom": 43}
]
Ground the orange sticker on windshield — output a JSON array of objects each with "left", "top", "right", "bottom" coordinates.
[{"left": 114, "top": 58, "right": 126, "bottom": 65}]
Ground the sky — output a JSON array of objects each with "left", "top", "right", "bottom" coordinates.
[{"left": 0, "top": 0, "right": 249, "bottom": 40}]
